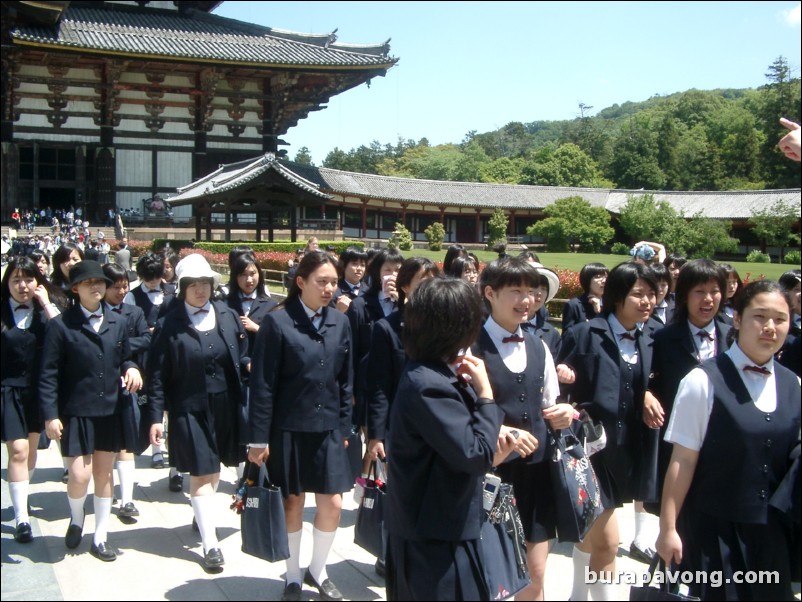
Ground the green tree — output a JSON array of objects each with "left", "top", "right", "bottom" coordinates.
[
  {"left": 293, "top": 146, "right": 313, "bottom": 166},
  {"left": 424, "top": 221, "right": 446, "bottom": 251},
  {"left": 486, "top": 208, "right": 509, "bottom": 248},
  {"left": 388, "top": 222, "right": 413, "bottom": 251},
  {"left": 479, "top": 157, "right": 525, "bottom": 184},
  {"left": 683, "top": 214, "right": 739, "bottom": 258},
  {"left": 618, "top": 193, "right": 681, "bottom": 243},
  {"left": 528, "top": 196, "right": 614, "bottom": 252},
  {"left": 608, "top": 116, "right": 667, "bottom": 189},
  {"left": 524, "top": 143, "right": 613, "bottom": 187},
  {"left": 749, "top": 199, "right": 802, "bottom": 262}
]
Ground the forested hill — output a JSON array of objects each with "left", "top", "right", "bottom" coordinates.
[{"left": 303, "top": 57, "right": 800, "bottom": 192}]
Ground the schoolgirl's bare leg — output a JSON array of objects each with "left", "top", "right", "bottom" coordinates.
[
  {"left": 574, "top": 508, "right": 618, "bottom": 601},
  {"left": 515, "top": 540, "right": 550, "bottom": 600}
]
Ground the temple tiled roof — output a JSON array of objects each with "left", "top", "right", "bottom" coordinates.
[
  {"left": 11, "top": 3, "right": 396, "bottom": 68},
  {"left": 169, "top": 157, "right": 802, "bottom": 220}
]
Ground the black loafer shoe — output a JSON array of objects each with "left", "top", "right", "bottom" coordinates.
[
  {"left": 304, "top": 569, "right": 343, "bottom": 601},
  {"left": 630, "top": 542, "right": 656, "bottom": 563},
  {"left": 151, "top": 453, "right": 165, "bottom": 469},
  {"left": 374, "top": 557, "right": 386, "bottom": 579},
  {"left": 61, "top": 469, "right": 69, "bottom": 484},
  {"left": 118, "top": 502, "right": 140, "bottom": 518},
  {"left": 281, "top": 582, "right": 302, "bottom": 601},
  {"left": 169, "top": 473, "right": 184, "bottom": 492},
  {"left": 203, "top": 547, "right": 225, "bottom": 569},
  {"left": 14, "top": 522, "right": 33, "bottom": 543},
  {"left": 65, "top": 523, "right": 83, "bottom": 549},
  {"left": 90, "top": 542, "right": 117, "bottom": 562}
]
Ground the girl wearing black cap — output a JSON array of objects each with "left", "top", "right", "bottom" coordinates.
[
  {"left": 2, "top": 256, "right": 62, "bottom": 543},
  {"left": 39, "top": 260, "right": 142, "bottom": 562}
]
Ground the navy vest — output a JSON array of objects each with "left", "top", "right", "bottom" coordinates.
[
  {"left": 472, "top": 328, "right": 547, "bottom": 463},
  {"left": 131, "top": 285, "right": 171, "bottom": 328},
  {"left": 690, "top": 354, "right": 801, "bottom": 524}
]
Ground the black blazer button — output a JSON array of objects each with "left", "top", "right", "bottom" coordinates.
[
  {"left": 516, "top": 374, "right": 524, "bottom": 383},
  {"left": 764, "top": 414, "right": 771, "bottom": 422},
  {"left": 765, "top": 439, "right": 773, "bottom": 448}
]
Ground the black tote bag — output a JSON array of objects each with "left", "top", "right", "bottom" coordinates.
[
  {"left": 630, "top": 556, "right": 700, "bottom": 601},
  {"left": 240, "top": 463, "right": 290, "bottom": 562},
  {"left": 354, "top": 460, "right": 386, "bottom": 559},
  {"left": 549, "top": 428, "right": 604, "bottom": 543},
  {"left": 481, "top": 482, "right": 530, "bottom": 600}
]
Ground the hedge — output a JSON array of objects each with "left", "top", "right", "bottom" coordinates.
[{"left": 191, "top": 241, "right": 363, "bottom": 255}]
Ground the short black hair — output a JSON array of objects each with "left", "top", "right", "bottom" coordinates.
[
  {"left": 365, "top": 248, "right": 405, "bottom": 295},
  {"left": 338, "top": 246, "right": 369, "bottom": 273},
  {"left": 778, "top": 269, "right": 800, "bottom": 293},
  {"left": 602, "top": 261, "right": 658, "bottom": 316},
  {"left": 663, "top": 253, "right": 687, "bottom": 270},
  {"left": 396, "top": 256, "right": 440, "bottom": 309},
  {"left": 579, "top": 262, "right": 609, "bottom": 293},
  {"left": 442, "top": 244, "right": 467, "bottom": 273},
  {"left": 136, "top": 250, "right": 165, "bottom": 281},
  {"left": 103, "top": 262, "right": 128, "bottom": 284},
  {"left": 445, "top": 255, "right": 478, "bottom": 279},
  {"left": 650, "top": 262, "right": 672, "bottom": 285},
  {"left": 228, "top": 245, "right": 254, "bottom": 269},
  {"left": 403, "top": 277, "right": 483, "bottom": 364},
  {"left": 672, "top": 259, "right": 727, "bottom": 325}
]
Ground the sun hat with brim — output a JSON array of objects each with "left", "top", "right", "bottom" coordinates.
[
  {"left": 175, "top": 253, "right": 221, "bottom": 295},
  {"left": 68, "top": 260, "right": 113, "bottom": 287},
  {"left": 531, "top": 262, "right": 560, "bottom": 303}
]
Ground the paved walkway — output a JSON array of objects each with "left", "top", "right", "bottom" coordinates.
[{"left": 2, "top": 442, "right": 686, "bottom": 601}]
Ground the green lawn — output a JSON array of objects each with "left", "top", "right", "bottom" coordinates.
[{"left": 401, "top": 249, "right": 792, "bottom": 280}]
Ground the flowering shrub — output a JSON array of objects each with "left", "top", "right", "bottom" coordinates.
[
  {"left": 127, "top": 239, "right": 153, "bottom": 256},
  {"left": 546, "top": 268, "right": 582, "bottom": 318},
  {"left": 177, "top": 248, "right": 295, "bottom": 272}
]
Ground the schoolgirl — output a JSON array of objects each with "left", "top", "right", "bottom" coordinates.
[
  {"left": 160, "top": 248, "right": 180, "bottom": 296},
  {"left": 331, "top": 245, "right": 368, "bottom": 313},
  {"left": 521, "top": 261, "right": 561, "bottom": 357},
  {"left": 39, "top": 260, "right": 142, "bottom": 561},
  {"left": 102, "top": 263, "right": 151, "bottom": 520},
  {"left": 471, "top": 257, "right": 573, "bottom": 600},
  {"left": 777, "top": 269, "right": 800, "bottom": 376},
  {"left": 226, "top": 252, "right": 277, "bottom": 354},
  {"left": 49, "top": 242, "right": 84, "bottom": 309},
  {"left": 124, "top": 250, "right": 174, "bottom": 472},
  {"left": 248, "top": 250, "right": 354, "bottom": 601},
  {"left": 442, "top": 243, "right": 467, "bottom": 274},
  {"left": 1, "top": 256, "right": 62, "bottom": 542},
  {"left": 365, "top": 256, "right": 440, "bottom": 462},
  {"left": 556, "top": 261, "right": 657, "bottom": 601},
  {"left": 656, "top": 279, "right": 800, "bottom": 600},
  {"left": 643, "top": 262, "right": 674, "bottom": 336},
  {"left": 384, "top": 277, "right": 516, "bottom": 601},
  {"left": 642, "top": 259, "right": 730, "bottom": 511},
  {"left": 717, "top": 263, "right": 742, "bottom": 325},
  {"left": 146, "top": 254, "right": 249, "bottom": 571},
  {"left": 560, "top": 262, "right": 608, "bottom": 334},
  {"left": 29, "top": 248, "right": 51, "bottom": 279},
  {"left": 445, "top": 255, "right": 480, "bottom": 288}
]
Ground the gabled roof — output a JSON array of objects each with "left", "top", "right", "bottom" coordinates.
[
  {"left": 169, "top": 153, "right": 331, "bottom": 205},
  {"left": 285, "top": 162, "right": 801, "bottom": 218},
  {"left": 10, "top": 2, "right": 396, "bottom": 69}
]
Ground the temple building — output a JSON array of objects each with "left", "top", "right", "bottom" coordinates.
[{"left": 1, "top": 0, "right": 397, "bottom": 223}]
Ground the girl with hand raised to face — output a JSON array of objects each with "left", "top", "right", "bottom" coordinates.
[
  {"left": 248, "top": 250, "right": 354, "bottom": 602},
  {"left": 656, "top": 280, "right": 800, "bottom": 600}
]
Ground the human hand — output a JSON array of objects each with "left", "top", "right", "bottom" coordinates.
[
  {"left": 588, "top": 295, "right": 602, "bottom": 315},
  {"left": 335, "top": 295, "right": 352, "bottom": 313},
  {"left": 240, "top": 315, "right": 259, "bottom": 333},
  {"left": 555, "top": 363, "right": 576, "bottom": 384},
  {"left": 367, "top": 439, "right": 386, "bottom": 461},
  {"left": 33, "top": 284, "right": 51, "bottom": 307},
  {"left": 778, "top": 118, "right": 801, "bottom": 162},
  {"left": 493, "top": 429, "right": 518, "bottom": 466},
  {"left": 150, "top": 422, "right": 164, "bottom": 446},
  {"left": 248, "top": 445, "right": 269, "bottom": 466},
  {"left": 643, "top": 390, "right": 665, "bottom": 428},
  {"left": 456, "top": 353, "right": 493, "bottom": 399},
  {"left": 123, "top": 368, "right": 143, "bottom": 392},
  {"left": 656, "top": 527, "right": 683, "bottom": 566},
  {"left": 46, "top": 418, "right": 63, "bottom": 440},
  {"left": 542, "top": 403, "right": 574, "bottom": 430}
]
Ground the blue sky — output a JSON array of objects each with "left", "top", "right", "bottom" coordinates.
[{"left": 215, "top": 1, "right": 802, "bottom": 165}]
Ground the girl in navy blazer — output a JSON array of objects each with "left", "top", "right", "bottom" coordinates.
[
  {"left": 716, "top": 263, "right": 742, "bottom": 325},
  {"left": 556, "top": 261, "right": 657, "bottom": 601},
  {"left": 248, "top": 251, "right": 354, "bottom": 602},
  {"left": 560, "top": 262, "right": 607, "bottom": 334},
  {"left": 225, "top": 252, "right": 277, "bottom": 356},
  {"left": 656, "top": 280, "right": 800, "bottom": 600},
  {"left": 2, "top": 256, "right": 62, "bottom": 543},
  {"left": 472, "top": 257, "right": 575, "bottom": 600},
  {"left": 385, "top": 277, "right": 516, "bottom": 601},
  {"left": 147, "top": 254, "right": 249, "bottom": 571},
  {"left": 102, "top": 263, "right": 152, "bottom": 520},
  {"left": 39, "top": 260, "right": 142, "bottom": 562},
  {"left": 330, "top": 245, "right": 368, "bottom": 314}
]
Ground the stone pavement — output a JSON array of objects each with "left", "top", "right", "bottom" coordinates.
[{"left": 3, "top": 441, "right": 665, "bottom": 601}]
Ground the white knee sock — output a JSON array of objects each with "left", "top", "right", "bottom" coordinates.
[
  {"left": 285, "top": 529, "right": 303, "bottom": 585},
  {"left": 308, "top": 527, "right": 337, "bottom": 584},
  {"left": 152, "top": 443, "right": 163, "bottom": 455},
  {"left": 93, "top": 496, "right": 112, "bottom": 545},
  {"left": 589, "top": 579, "right": 617, "bottom": 601},
  {"left": 116, "top": 460, "right": 135, "bottom": 506},
  {"left": 190, "top": 495, "right": 218, "bottom": 553},
  {"left": 9, "top": 481, "right": 29, "bottom": 524},
  {"left": 571, "top": 546, "right": 592, "bottom": 601},
  {"left": 632, "top": 509, "right": 657, "bottom": 550},
  {"left": 28, "top": 468, "right": 35, "bottom": 482},
  {"left": 68, "top": 493, "right": 87, "bottom": 527},
  {"left": 236, "top": 462, "right": 245, "bottom": 481},
  {"left": 169, "top": 467, "right": 180, "bottom": 478}
]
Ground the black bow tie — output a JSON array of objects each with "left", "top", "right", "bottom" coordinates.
[
  {"left": 743, "top": 365, "right": 771, "bottom": 376},
  {"left": 88, "top": 313, "right": 102, "bottom": 320},
  {"left": 147, "top": 289, "right": 161, "bottom": 295},
  {"left": 112, "top": 307, "right": 122, "bottom": 314},
  {"left": 502, "top": 335, "right": 525, "bottom": 343},
  {"left": 14, "top": 304, "right": 30, "bottom": 311},
  {"left": 618, "top": 332, "right": 636, "bottom": 341},
  {"left": 193, "top": 308, "right": 209, "bottom": 315},
  {"left": 697, "top": 330, "right": 714, "bottom": 341},
  {"left": 242, "top": 294, "right": 257, "bottom": 301},
  {"left": 311, "top": 312, "right": 321, "bottom": 320}
]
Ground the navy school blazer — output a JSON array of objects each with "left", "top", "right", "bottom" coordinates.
[
  {"left": 248, "top": 297, "right": 353, "bottom": 444},
  {"left": 561, "top": 294, "right": 599, "bottom": 334},
  {"left": 385, "top": 360, "right": 504, "bottom": 542},
  {"left": 346, "top": 292, "right": 387, "bottom": 397},
  {"left": 365, "top": 311, "right": 406, "bottom": 441},
  {"left": 226, "top": 294, "right": 278, "bottom": 355},
  {"left": 39, "top": 305, "right": 137, "bottom": 421},
  {"left": 145, "top": 300, "right": 249, "bottom": 423}
]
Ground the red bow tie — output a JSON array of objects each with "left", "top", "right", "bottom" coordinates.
[
  {"left": 743, "top": 365, "right": 771, "bottom": 376},
  {"left": 697, "top": 330, "right": 714, "bottom": 342},
  {"left": 88, "top": 313, "right": 102, "bottom": 320},
  {"left": 502, "top": 335, "right": 525, "bottom": 343}
]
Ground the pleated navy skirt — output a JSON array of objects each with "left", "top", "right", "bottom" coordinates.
[{"left": 268, "top": 429, "right": 353, "bottom": 497}]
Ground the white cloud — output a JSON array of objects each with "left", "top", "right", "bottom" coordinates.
[{"left": 783, "top": 2, "right": 801, "bottom": 26}]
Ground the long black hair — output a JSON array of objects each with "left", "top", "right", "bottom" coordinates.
[
  {"left": 51, "top": 242, "right": 85, "bottom": 289},
  {"left": 602, "top": 261, "right": 658, "bottom": 316},
  {"left": 1, "top": 255, "right": 53, "bottom": 329},
  {"left": 280, "top": 250, "right": 339, "bottom": 309},
  {"left": 729, "top": 279, "right": 792, "bottom": 343},
  {"left": 395, "top": 257, "right": 440, "bottom": 313},
  {"left": 227, "top": 252, "right": 269, "bottom": 301}
]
